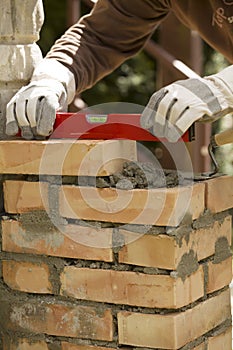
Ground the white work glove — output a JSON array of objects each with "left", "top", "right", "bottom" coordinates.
[
  {"left": 6, "top": 59, "right": 76, "bottom": 139},
  {"left": 140, "top": 65, "right": 233, "bottom": 142}
]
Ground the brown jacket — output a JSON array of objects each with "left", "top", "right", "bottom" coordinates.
[{"left": 46, "top": 0, "right": 233, "bottom": 93}]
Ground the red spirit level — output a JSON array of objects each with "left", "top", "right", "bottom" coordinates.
[{"left": 52, "top": 112, "right": 195, "bottom": 142}]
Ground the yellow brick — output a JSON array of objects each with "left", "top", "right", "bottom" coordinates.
[
  {"left": 117, "top": 289, "right": 231, "bottom": 349},
  {"left": 0, "top": 139, "right": 137, "bottom": 176},
  {"left": 2, "top": 260, "right": 52, "bottom": 294},
  {"left": 118, "top": 216, "right": 232, "bottom": 269},
  {"left": 205, "top": 175, "right": 233, "bottom": 213},
  {"left": 207, "top": 257, "right": 232, "bottom": 294},
  {"left": 2, "top": 219, "right": 113, "bottom": 262},
  {"left": 60, "top": 266, "right": 204, "bottom": 309}
]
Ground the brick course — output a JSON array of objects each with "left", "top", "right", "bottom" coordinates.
[
  {"left": 60, "top": 266, "right": 204, "bottom": 309},
  {"left": 3, "top": 180, "right": 205, "bottom": 226},
  {"left": 0, "top": 139, "right": 137, "bottom": 176},
  {"left": 0, "top": 140, "right": 232, "bottom": 350},
  {"left": 118, "top": 215, "right": 232, "bottom": 268},
  {"left": 2, "top": 219, "right": 113, "bottom": 262},
  {"left": 117, "top": 289, "right": 231, "bottom": 349}
]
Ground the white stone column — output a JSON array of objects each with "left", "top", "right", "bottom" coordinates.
[{"left": 0, "top": 0, "right": 44, "bottom": 138}]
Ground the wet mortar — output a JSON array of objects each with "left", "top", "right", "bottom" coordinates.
[{"left": 96, "top": 161, "right": 187, "bottom": 189}]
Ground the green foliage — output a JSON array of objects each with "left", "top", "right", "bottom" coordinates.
[{"left": 82, "top": 53, "right": 156, "bottom": 106}]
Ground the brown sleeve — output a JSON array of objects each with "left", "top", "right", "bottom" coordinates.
[{"left": 46, "top": 0, "right": 170, "bottom": 93}]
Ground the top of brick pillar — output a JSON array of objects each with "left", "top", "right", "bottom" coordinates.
[{"left": 0, "top": 0, "right": 44, "bottom": 44}]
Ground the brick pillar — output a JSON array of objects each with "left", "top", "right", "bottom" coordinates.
[
  {"left": 0, "top": 139, "right": 232, "bottom": 349},
  {"left": 0, "top": 0, "right": 44, "bottom": 139}
]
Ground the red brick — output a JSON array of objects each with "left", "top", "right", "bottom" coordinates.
[
  {"left": 6, "top": 301, "right": 113, "bottom": 341},
  {"left": 117, "top": 289, "right": 231, "bottom": 349},
  {"left": 2, "top": 220, "right": 113, "bottom": 262},
  {"left": 2, "top": 260, "right": 52, "bottom": 294},
  {"left": 0, "top": 139, "right": 137, "bottom": 176},
  {"left": 205, "top": 175, "right": 233, "bottom": 213},
  {"left": 60, "top": 266, "right": 204, "bottom": 309},
  {"left": 207, "top": 327, "right": 232, "bottom": 349},
  {"left": 206, "top": 257, "right": 232, "bottom": 294},
  {"left": 118, "top": 215, "right": 232, "bottom": 269}
]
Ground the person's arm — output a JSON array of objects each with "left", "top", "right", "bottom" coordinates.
[
  {"left": 46, "top": 0, "right": 170, "bottom": 93},
  {"left": 140, "top": 65, "right": 233, "bottom": 142},
  {"left": 6, "top": 0, "right": 170, "bottom": 139}
]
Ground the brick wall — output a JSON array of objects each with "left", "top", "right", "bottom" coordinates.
[{"left": 0, "top": 139, "right": 232, "bottom": 350}]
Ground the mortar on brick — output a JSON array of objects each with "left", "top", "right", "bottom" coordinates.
[
  {"left": 174, "top": 250, "right": 199, "bottom": 281},
  {"left": 166, "top": 223, "right": 193, "bottom": 248},
  {"left": 213, "top": 237, "right": 232, "bottom": 264},
  {"left": 18, "top": 211, "right": 66, "bottom": 252},
  {"left": 46, "top": 160, "right": 190, "bottom": 190},
  {"left": 192, "top": 210, "right": 229, "bottom": 230},
  {"left": 48, "top": 184, "right": 68, "bottom": 228},
  {"left": 202, "top": 263, "right": 209, "bottom": 298},
  {"left": 19, "top": 210, "right": 58, "bottom": 234},
  {"left": 167, "top": 211, "right": 230, "bottom": 249},
  {"left": 1, "top": 152, "right": 232, "bottom": 349},
  {"left": 112, "top": 228, "right": 125, "bottom": 252},
  {"left": 122, "top": 223, "right": 164, "bottom": 235},
  {"left": 2, "top": 334, "right": 51, "bottom": 350}
]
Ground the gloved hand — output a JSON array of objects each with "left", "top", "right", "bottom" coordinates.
[
  {"left": 6, "top": 59, "right": 75, "bottom": 139},
  {"left": 140, "top": 65, "right": 233, "bottom": 142}
]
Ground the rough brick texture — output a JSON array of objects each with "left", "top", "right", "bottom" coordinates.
[
  {"left": 2, "top": 338, "right": 49, "bottom": 350},
  {"left": 0, "top": 139, "right": 232, "bottom": 350},
  {"left": 2, "top": 219, "right": 113, "bottom": 262},
  {"left": 2, "top": 300, "right": 113, "bottom": 341}
]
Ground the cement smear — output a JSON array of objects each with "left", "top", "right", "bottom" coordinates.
[
  {"left": 213, "top": 237, "right": 232, "bottom": 264},
  {"left": 19, "top": 210, "right": 57, "bottom": 234},
  {"left": 175, "top": 250, "right": 199, "bottom": 281}
]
